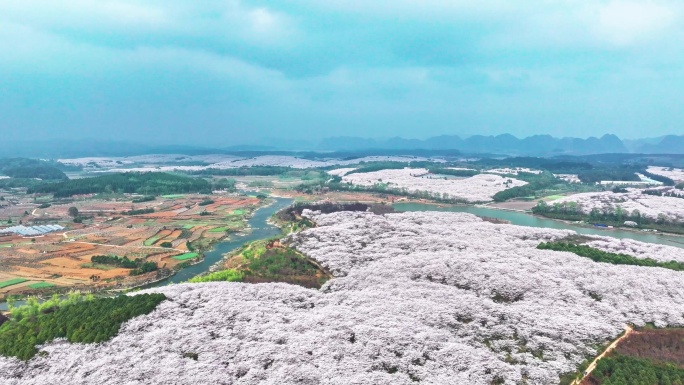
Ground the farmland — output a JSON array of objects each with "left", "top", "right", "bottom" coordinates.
[
  {"left": 0, "top": 192, "right": 262, "bottom": 298},
  {"left": 172, "top": 253, "right": 199, "bottom": 261}
]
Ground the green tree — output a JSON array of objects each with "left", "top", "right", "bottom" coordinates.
[{"left": 68, "top": 207, "right": 79, "bottom": 217}]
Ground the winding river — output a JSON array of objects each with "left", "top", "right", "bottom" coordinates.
[
  {"left": 3, "top": 197, "right": 683, "bottom": 311},
  {"left": 0, "top": 197, "right": 294, "bottom": 310},
  {"left": 393, "top": 202, "right": 684, "bottom": 249},
  {"left": 148, "top": 196, "right": 294, "bottom": 287}
]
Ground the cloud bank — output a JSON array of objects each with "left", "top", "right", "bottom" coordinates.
[{"left": 1, "top": 1, "right": 683, "bottom": 143}]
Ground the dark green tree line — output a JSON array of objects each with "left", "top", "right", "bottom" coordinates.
[
  {"left": 537, "top": 242, "right": 684, "bottom": 271},
  {"left": 28, "top": 172, "right": 211, "bottom": 197}
]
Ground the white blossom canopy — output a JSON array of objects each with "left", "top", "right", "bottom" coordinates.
[
  {"left": 2, "top": 211, "right": 684, "bottom": 385},
  {"left": 341, "top": 168, "right": 526, "bottom": 202},
  {"left": 554, "top": 189, "right": 684, "bottom": 222}
]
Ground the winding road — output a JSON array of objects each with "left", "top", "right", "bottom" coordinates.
[{"left": 571, "top": 324, "right": 634, "bottom": 385}]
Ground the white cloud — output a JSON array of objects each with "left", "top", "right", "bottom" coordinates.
[
  {"left": 591, "top": 1, "right": 677, "bottom": 46},
  {"left": 0, "top": 0, "right": 170, "bottom": 30},
  {"left": 0, "top": 1, "right": 300, "bottom": 48}
]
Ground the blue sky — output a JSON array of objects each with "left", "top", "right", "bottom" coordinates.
[{"left": 1, "top": 0, "right": 682, "bottom": 145}]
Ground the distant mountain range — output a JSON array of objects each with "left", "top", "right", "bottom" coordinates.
[
  {"left": 316, "top": 134, "right": 684, "bottom": 155},
  {"left": 1, "top": 134, "right": 683, "bottom": 158}
]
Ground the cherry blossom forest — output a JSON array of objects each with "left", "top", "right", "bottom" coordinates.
[
  {"left": 338, "top": 168, "right": 527, "bottom": 202},
  {"left": 2, "top": 210, "right": 684, "bottom": 385}
]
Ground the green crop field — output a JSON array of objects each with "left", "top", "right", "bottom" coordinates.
[
  {"left": 172, "top": 252, "right": 199, "bottom": 261},
  {"left": 182, "top": 224, "right": 195, "bottom": 229},
  {"left": 0, "top": 244, "right": 12, "bottom": 248},
  {"left": 27, "top": 282, "right": 56, "bottom": 289},
  {"left": 161, "top": 194, "right": 185, "bottom": 199},
  {"left": 0, "top": 278, "right": 29, "bottom": 289},
  {"left": 144, "top": 236, "right": 161, "bottom": 246},
  {"left": 232, "top": 209, "right": 245, "bottom": 215},
  {"left": 543, "top": 195, "right": 565, "bottom": 201},
  {"left": 208, "top": 227, "right": 230, "bottom": 233}
]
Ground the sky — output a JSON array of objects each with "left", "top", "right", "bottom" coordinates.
[{"left": 1, "top": 0, "right": 683, "bottom": 145}]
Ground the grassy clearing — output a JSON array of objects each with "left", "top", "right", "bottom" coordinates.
[
  {"left": 161, "top": 194, "right": 185, "bottom": 199},
  {"left": 27, "top": 282, "right": 55, "bottom": 289},
  {"left": 189, "top": 269, "right": 243, "bottom": 283},
  {"left": 542, "top": 195, "right": 565, "bottom": 201},
  {"left": 0, "top": 278, "right": 29, "bottom": 289},
  {"left": 143, "top": 236, "right": 161, "bottom": 246},
  {"left": 232, "top": 209, "right": 245, "bottom": 215},
  {"left": 0, "top": 244, "right": 12, "bottom": 248},
  {"left": 182, "top": 224, "right": 194, "bottom": 229},
  {"left": 172, "top": 252, "right": 199, "bottom": 261}
]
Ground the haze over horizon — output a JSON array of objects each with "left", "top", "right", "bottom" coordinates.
[{"left": 1, "top": 1, "right": 683, "bottom": 145}]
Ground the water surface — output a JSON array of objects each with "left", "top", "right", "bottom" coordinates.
[
  {"left": 0, "top": 197, "right": 294, "bottom": 310},
  {"left": 394, "top": 202, "right": 684, "bottom": 249}
]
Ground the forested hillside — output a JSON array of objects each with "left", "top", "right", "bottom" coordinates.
[
  {"left": 27, "top": 172, "right": 211, "bottom": 197},
  {"left": 0, "top": 293, "right": 166, "bottom": 360},
  {"left": 0, "top": 158, "right": 67, "bottom": 180}
]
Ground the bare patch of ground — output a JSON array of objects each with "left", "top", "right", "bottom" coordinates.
[{"left": 488, "top": 200, "right": 537, "bottom": 211}]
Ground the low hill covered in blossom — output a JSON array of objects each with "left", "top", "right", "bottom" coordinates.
[
  {"left": 2, "top": 212, "right": 684, "bottom": 384},
  {"left": 553, "top": 189, "right": 684, "bottom": 223},
  {"left": 339, "top": 168, "right": 527, "bottom": 202}
]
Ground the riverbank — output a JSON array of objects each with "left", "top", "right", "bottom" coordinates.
[
  {"left": 0, "top": 196, "right": 295, "bottom": 310},
  {"left": 393, "top": 202, "right": 684, "bottom": 249},
  {"left": 144, "top": 196, "right": 294, "bottom": 287},
  {"left": 478, "top": 202, "right": 684, "bottom": 240}
]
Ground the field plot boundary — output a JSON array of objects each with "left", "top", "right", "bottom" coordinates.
[
  {"left": 0, "top": 278, "right": 29, "bottom": 289},
  {"left": 143, "top": 236, "right": 162, "bottom": 246}
]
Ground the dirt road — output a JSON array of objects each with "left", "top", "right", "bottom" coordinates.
[{"left": 571, "top": 324, "right": 634, "bottom": 385}]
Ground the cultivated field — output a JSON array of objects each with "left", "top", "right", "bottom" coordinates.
[{"left": 0, "top": 194, "right": 261, "bottom": 297}]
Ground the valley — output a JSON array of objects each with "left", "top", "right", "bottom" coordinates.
[{"left": 1, "top": 153, "right": 684, "bottom": 385}]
